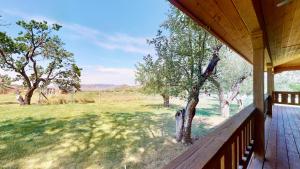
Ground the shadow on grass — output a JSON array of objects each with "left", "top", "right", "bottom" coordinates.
[
  {"left": 0, "top": 101, "right": 18, "bottom": 105},
  {"left": 142, "top": 104, "right": 182, "bottom": 110},
  {"left": 0, "top": 111, "right": 177, "bottom": 169},
  {"left": 196, "top": 104, "right": 221, "bottom": 117},
  {"left": 0, "top": 103, "right": 235, "bottom": 169},
  {"left": 196, "top": 103, "right": 240, "bottom": 117}
]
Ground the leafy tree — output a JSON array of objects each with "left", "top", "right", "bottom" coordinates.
[
  {"left": 136, "top": 31, "right": 181, "bottom": 107},
  {"left": 164, "top": 8, "right": 224, "bottom": 144},
  {"left": 55, "top": 64, "right": 81, "bottom": 93},
  {"left": 275, "top": 71, "right": 300, "bottom": 91},
  {"left": 0, "top": 74, "right": 12, "bottom": 93},
  {"left": 0, "top": 20, "right": 81, "bottom": 104},
  {"left": 136, "top": 7, "right": 223, "bottom": 143},
  {"left": 208, "top": 53, "right": 252, "bottom": 117}
]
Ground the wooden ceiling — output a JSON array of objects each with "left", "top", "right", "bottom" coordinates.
[{"left": 169, "top": 0, "right": 300, "bottom": 72}]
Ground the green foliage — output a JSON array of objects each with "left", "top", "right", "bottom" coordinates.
[
  {"left": 289, "top": 83, "right": 300, "bottom": 91},
  {"left": 275, "top": 71, "right": 300, "bottom": 91},
  {"left": 0, "top": 19, "right": 81, "bottom": 102},
  {"left": 55, "top": 64, "right": 82, "bottom": 93},
  {"left": 209, "top": 52, "right": 252, "bottom": 95},
  {"left": 136, "top": 7, "right": 222, "bottom": 99},
  {"left": 0, "top": 74, "right": 11, "bottom": 88}
]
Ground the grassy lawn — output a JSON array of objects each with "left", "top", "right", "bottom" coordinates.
[{"left": 0, "top": 88, "right": 241, "bottom": 169}]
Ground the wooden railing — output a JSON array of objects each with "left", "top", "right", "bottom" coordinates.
[
  {"left": 164, "top": 95, "right": 272, "bottom": 169},
  {"left": 273, "top": 91, "right": 300, "bottom": 105},
  {"left": 164, "top": 105, "right": 256, "bottom": 169}
]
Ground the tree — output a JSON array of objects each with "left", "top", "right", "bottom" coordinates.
[
  {"left": 275, "top": 71, "right": 300, "bottom": 91},
  {"left": 0, "top": 74, "right": 12, "bottom": 94},
  {"left": 146, "top": 7, "right": 224, "bottom": 143},
  {"left": 136, "top": 31, "right": 181, "bottom": 107},
  {"left": 0, "top": 20, "right": 81, "bottom": 104},
  {"left": 208, "top": 53, "right": 252, "bottom": 117},
  {"left": 55, "top": 64, "right": 81, "bottom": 93}
]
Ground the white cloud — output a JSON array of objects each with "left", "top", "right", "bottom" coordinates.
[
  {"left": 1, "top": 9, "right": 150, "bottom": 85},
  {"left": 81, "top": 65, "right": 136, "bottom": 85},
  {"left": 1, "top": 9, "right": 154, "bottom": 55}
]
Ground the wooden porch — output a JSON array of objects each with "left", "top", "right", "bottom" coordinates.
[
  {"left": 166, "top": 0, "right": 300, "bottom": 168},
  {"left": 262, "top": 105, "right": 300, "bottom": 169},
  {"left": 164, "top": 94, "right": 300, "bottom": 169}
]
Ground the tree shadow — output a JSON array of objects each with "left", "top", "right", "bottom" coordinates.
[
  {"left": 0, "top": 103, "right": 234, "bottom": 169},
  {"left": 196, "top": 104, "right": 221, "bottom": 117},
  {"left": 142, "top": 103, "right": 182, "bottom": 110},
  {"left": 196, "top": 103, "right": 240, "bottom": 117},
  {"left": 0, "top": 101, "right": 18, "bottom": 105},
  {"left": 0, "top": 111, "right": 176, "bottom": 169}
]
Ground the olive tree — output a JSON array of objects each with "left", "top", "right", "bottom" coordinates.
[{"left": 0, "top": 20, "right": 81, "bottom": 104}]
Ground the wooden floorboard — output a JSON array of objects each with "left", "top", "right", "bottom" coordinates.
[
  {"left": 263, "top": 106, "right": 277, "bottom": 169},
  {"left": 262, "top": 105, "right": 300, "bottom": 169}
]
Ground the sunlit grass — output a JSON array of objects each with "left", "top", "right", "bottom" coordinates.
[{"left": 0, "top": 88, "right": 239, "bottom": 169}]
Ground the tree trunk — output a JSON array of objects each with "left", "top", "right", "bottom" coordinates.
[
  {"left": 24, "top": 88, "right": 36, "bottom": 105},
  {"left": 16, "top": 90, "right": 25, "bottom": 105},
  {"left": 236, "top": 97, "right": 243, "bottom": 110},
  {"left": 221, "top": 101, "right": 230, "bottom": 117},
  {"left": 175, "top": 109, "right": 185, "bottom": 141},
  {"left": 217, "top": 88, "right": 230, "bottom": 117},
  {"left": 182, "top": 86, "right": 198, "bottom": 144},
  {"left": 175, "top": 44, "right": 222, "bottom": 144},
  {"left": 162, "top": 94, "right": 170, "bottom": 107}
]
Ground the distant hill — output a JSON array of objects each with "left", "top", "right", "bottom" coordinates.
[{"left": 80, "top": 84, "right": 130, "bottom": 91}]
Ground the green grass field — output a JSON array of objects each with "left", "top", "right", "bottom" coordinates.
[{"left": 0, "top": 88, "right": 241, "bottom": 169}]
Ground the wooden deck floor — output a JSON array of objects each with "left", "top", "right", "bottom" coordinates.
[{"left": 263, "top": 105, "right": 300, "bottom": 169}]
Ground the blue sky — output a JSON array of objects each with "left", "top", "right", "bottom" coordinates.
[{"left": 0, "top": 0, "right": 170, "bottom": 85}]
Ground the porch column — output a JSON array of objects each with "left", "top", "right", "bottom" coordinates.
[
  {"left": 267, "top": 63, "right": 274, "bottom": 115},
  {"left": 267, "top": 63, "right": 274, "bottom": 95},
  {"left": 251, "top": 30, "right": 265, "bottom": 161}
]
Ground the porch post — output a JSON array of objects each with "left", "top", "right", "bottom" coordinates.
[
  {"left": 251, "top": 30, "right": 265, "bottom": 161},
  {"left": 267, "top": 63, "right": 274, "bottom": 115}
]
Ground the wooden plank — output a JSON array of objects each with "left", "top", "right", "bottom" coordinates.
[
  {"left": 232, "top": 140, "right": 238, "bottom": 169},
  {"left": 224, "top": 144, "right": 232, "bottom": 169},
  {"left": 169, "top": 0, "right": 253, "bottom": 63},
  {"left": 276, "top": 106, "right": 289, "bottom": 169},
  {"left": 263, "top": 106, "right": 277, "bottom": 169},
  {"left": 281, "top": 107, "right": 300, "bottom": 169},
  {"left": 238, "top": 134, "right": 242, "bottom": 164}
]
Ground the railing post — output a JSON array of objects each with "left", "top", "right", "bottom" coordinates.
[
  {"left": 251, "top": 30, "right": 265, "bottom": 163},
  {"left": 267, "top": 63, "right": 273, "bottom": 115}
]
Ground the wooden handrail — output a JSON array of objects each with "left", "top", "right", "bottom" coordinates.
[
  {"left": 164, "top": 104, "right": 257, "bottom": 169},
  {"left": 273, "top": 91, "right": 300, "bottom": 105},
  {"left": 164, "top": 95, "right": 273, "bottom": 169}
]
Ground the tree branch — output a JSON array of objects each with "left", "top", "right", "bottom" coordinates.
[
  {"left": 197, "top": 44, "right": 222, "bottom": 87},
  {"left": 0, "top": 49, "right": 18, "bottom": 71}
]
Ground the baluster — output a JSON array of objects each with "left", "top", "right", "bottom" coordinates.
[
  {"left": 291, "top": 93, "right": 295, "bottom": 104},
  {"left": 224, "top": 143, "right": 232, "bottom": 169},
  {"left": 233, "top": 140, "right": 237, "bottom": 169},
  {"left": 282, "top": 93, "right": 288, "bottom": 104}
]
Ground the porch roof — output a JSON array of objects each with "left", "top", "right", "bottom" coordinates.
[{"left": 169, "top": 0, "right": 300, "bottom": 73}]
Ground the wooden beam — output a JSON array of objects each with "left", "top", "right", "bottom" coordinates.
[
  {"left": 274, "top": 65, "right": 300, "bottom": 74},
  {"left": 251, "top": 30, "right": 265, "bottom": 163},
  {"left": 231, "top": 0, "right": 260, "bottom": 33}
]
